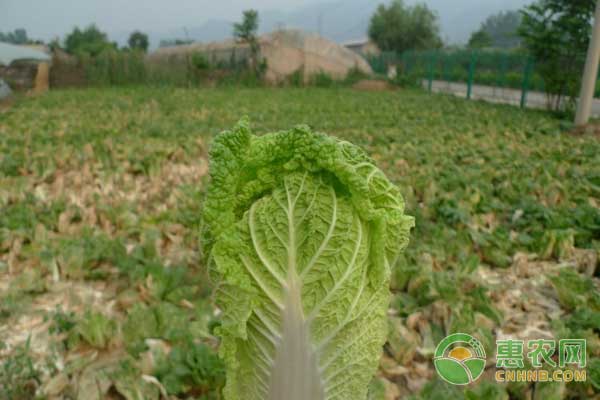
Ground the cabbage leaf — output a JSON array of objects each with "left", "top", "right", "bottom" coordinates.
[{"left": 203, "top": 119, "right": 413, "bottom": 400}]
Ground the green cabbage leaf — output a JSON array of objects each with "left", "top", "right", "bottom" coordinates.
[{"left": 202, "top": 119, "right": 413, "bottom": 400}]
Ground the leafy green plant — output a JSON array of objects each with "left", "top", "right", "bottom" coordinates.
[
  {"left": 0, "top": 292, "right": 31, "bottom": 321},
  {"left": 464, "top": 380, "right": 509, "bottom": 400},
  {"left": 75, "top": 310, "right": 117, "bottom": 349},
  {"left": 48, "top": 306, "right": 77, "bottom": 335},
  {"left": 390, "top": 70, "right": 421, "bottom": 88},
  {"left": 548, "top": 268, "right": 600, "bottom": 311},
  {"left": 590, "top": 358, "right": 600, "bottom": 390},
  {"left": 154, "top": 340, "right": 225, "bottom": 398},
  {"left": 0, "top": 337, "right": 42, "bottom": 400},
  {"left": 202, "top": 119, "right": 413, "bottom": 399},
  {"left": 409, "top": 378, "right": 464, "bottom": 399},
  {"left": 123, "top": 302, "right": 200, "bottom": 355},
  {"left": 0, "top": 270, "right": 46, "bottom": 322},
  {"left": 55, "top": 229, "right": 127, "bottom": 279},
  {"left": 344, "top": 67, "right": 369, "bottom": 85},
  {"left": 191, "top": 53, "right": 211, "bottom": 71},
  {"left": 0, "top": 194, "right": 66, "bottom": 235},
  {"left": 310, "top": 71, "right": 336, "bottom": 88},
  {"left": 286, "top": 68, "right": 304, "bottom": 87},
  {"left": 109, "top": 359, "right": 161, "bottom": 400},
  {"left": 2, "top": 85, "right": 600, "bottom": 398}
]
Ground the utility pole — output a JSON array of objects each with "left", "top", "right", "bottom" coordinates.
[{"left": 575, "top": 0, "right": 600, "bottom": 125}]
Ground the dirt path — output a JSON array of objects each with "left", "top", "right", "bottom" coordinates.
[{"left": 423, "top": 79, "right": 600, "bottom": 116}]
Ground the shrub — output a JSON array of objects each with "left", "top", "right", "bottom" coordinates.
[
  {"left": 310, "top": 70, "right": 335, "bottom": 87},
  {"left": 286, "top": 68, "right": 304, "bottom": 87},
  {"left": 344, "top": 66, "right": 370, "bottom": 85}
]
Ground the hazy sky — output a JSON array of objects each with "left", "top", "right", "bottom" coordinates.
[
  {"left": 0, "top": 0, "right": 529, "bottom": 46},
  {"left": 0, "top": 0, "right": 320, "bottom": 40}
]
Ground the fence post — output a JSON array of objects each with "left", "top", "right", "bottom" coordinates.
[
  {"left": 497, "top": 53, "right": 508, "bottom": 89},
  {"left": 405, "top": 50, "right": 412, "bottom": 74},
  {"left": 520, "top": 58, "right": 533, "bottom": 109},
  {"left": 428, "top": 51, "right": 436, "bottom": 92},
  {"left": 400, "top": 52, "right": 405, "bottom": 76},
  {"left": 467, "top": 51, "right": 477, "bottom": 100},
  {"left": 383, "top": 52, "right": 390, "bottom": 75},
  {"left": 441, "top": 52, "right": 447, "bottom": 83}
]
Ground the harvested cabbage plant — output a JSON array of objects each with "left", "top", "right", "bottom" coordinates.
[{"left": 203, "top": 119, "right": 414, "bottom": 400}]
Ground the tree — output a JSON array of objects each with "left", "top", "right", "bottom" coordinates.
[
  {"left": 368, "top": 0, "right": 442, "bottom": 54},
  {"left": 233, "top": 9, "right": 259, "bottom": 44},
  {"left": 468, "top": 30, "right": 493, "bottom": 49},
  {"left": 64, "top": 25, "right": 116, "bottom": 57},
  {"left": 128, "top": 31, "right": 149, "bottom": 52},
  {"left": 476, "top": 10, "right": 522, "bottom": 49},
  {"left": 233, "top": 10, "right": 261, "bottom": 72},
  {"left": 519, "top": 0, "right": 596, "bottom": 112},
  {"left": 0, "top": 28, "right": 30, "bottom": 45}
]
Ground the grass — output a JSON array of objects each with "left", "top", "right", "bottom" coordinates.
[{"left": 0, "top": 86, "right": 599, "bottom": 399}]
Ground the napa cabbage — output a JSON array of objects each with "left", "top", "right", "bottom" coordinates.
[{"left": 202, "top": 119, "right": 413, "bottom": 400}]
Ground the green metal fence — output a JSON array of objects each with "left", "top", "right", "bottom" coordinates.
[{"left": 367, "top": 50, "right": 542, "bottom": 108}]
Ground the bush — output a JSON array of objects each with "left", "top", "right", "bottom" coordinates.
[
  {"left": 75, "top": 49, "right": 269, "bottom": 88},
  {"left": 390, "top": 65, "right": 421, "bottom": 88},
  {"left": 310, "top": 71, "right": 335, "bottom": 88},
  {"left": 286, "top": 68, "right": 304, "bottom": 87},
  {"left": 344, "top": 66, "right": 369, "bottom": 85},
  {"left": 81, "top": 50, "right": 146, "bottom": 86},
  {"left": 217, "top": 69, "right": 264, "bottom": 87},
  {"left": 191, "top": 53, "right": 210, "bottom": 71}
]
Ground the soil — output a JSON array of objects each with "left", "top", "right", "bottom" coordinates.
[
  {"left": 352, "top": 79, "right": 394, "bottom": 92},
  {"left": 569, "top": 122, "right": 600, "bottom": 138}
]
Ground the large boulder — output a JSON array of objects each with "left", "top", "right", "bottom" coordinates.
[
  {"left": 260, "top": 30, "right": 372, "bottom": 83},
  {"left": 148, "top": 29, "right": 373, "bottom": 83}
]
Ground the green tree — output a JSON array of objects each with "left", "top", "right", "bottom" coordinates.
[
  {"left": 519, "top": 0, "right": 595, "bottom": 112},
  {"left": 368, "top": 0, "right": 442, "bottom": 54},
  {"left": 0, "top": 28, "right": 29, "bottom": 45},
  {"left": 128, "top": 31, "right": 149, "bottom": 52},
  {"left": 477, "top": 10, "right": 522, "bottom": 48},
  {"left": 468, "top": 30, "right": 493, "bottom": 49},
  {"left": 64, "top": 25, "right": 116, "bottom": 57},
  {"left": 233, "top": 10, "right": 261, "bottom": 73},
  {"left": 233, "top": 9, "right": 259, "bottom": 44}
]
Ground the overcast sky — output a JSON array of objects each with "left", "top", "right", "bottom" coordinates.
[
  {"left": 0, "top": 0, "right": 529, "bottom": 46},
  {"left": 0, "top": 0, "right": 322, "bottom": 40}
]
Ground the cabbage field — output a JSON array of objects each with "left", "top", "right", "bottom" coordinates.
[{"left": 0, "top": 87, "right": 599, "bottom": 399}]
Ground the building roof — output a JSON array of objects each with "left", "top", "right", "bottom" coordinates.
[
  {"left": 0, "top": 42, "right": 50, "bottom": 66},
  {"left": 342, "top": 38, "right": 370, "bottom": 47}
]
